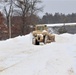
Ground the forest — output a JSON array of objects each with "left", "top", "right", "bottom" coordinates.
[{"left": 40, "top": 13, "right": 76, "bottom": 24}]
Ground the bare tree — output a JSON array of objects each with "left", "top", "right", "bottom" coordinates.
[
  {"left": 14, "top": 0, "right": 42, "bottom": 35},
  {"left": 4, "top": 0, "right": 13, "bottom": 38}
]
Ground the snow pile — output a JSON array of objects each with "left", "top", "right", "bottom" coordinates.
[
  {"left": 46, "top": 23, "right": 76, "bottom": 27},
  {"left": 0, "top": 33, "right": 76, "bottom": 75}
]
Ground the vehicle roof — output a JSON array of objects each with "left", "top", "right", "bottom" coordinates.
[{"left": 36, "top": 24, "right": 47, "bottom": 26}]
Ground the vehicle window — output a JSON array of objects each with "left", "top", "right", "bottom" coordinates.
[{"left": 37, "top": 26, "right": 44, "bottom": 31}]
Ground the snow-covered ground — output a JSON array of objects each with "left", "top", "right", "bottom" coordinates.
[
  {"left": 46, "top": 23, "right": 76, "bottom": 27},
  {"left": 0, "top": 33, "right": 76, "bottom": 75}
]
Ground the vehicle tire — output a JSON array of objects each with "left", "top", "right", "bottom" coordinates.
[
  {"left": 35, "top": 39, "right": 39, "bottom": 45},
  {"left": 43, "top": 35, "right": 48, "bottom": 44},
  {"left": 32, "top": 38, "right": 39, "bottom": 45}
]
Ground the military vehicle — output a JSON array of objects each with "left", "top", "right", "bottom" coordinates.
[{"left": 32, "top": 25, "right": 55, "bottom": 45}]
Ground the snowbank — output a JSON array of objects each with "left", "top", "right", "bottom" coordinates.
[
  {"left": 0, "top": 33, "right": 76, "bottom": 75},
  {"left": 46, "top": 23, "right": 76, "bottom": 27}
]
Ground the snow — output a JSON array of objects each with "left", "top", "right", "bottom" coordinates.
[
  {"left": 46, "top": 23, "right": 76, "bottom": 27},
  {"left": 0, "top": 33, "right": 76, "bottom": 75}
]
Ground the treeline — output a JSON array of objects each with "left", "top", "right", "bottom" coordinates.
[{"left": 40, "top": 13, "right": 76, "bottom": 24}]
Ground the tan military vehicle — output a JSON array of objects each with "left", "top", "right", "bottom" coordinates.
[{"left": 32, "top": 25, "right": 55, "bottom": 45}]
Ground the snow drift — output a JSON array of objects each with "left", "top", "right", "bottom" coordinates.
[{"left": 0, "top": 33, "right": 76, "bottom": 75}]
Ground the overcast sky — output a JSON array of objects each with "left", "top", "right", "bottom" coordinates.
[{"left": 39, "top": 0, "right": 76, "bottom": 17}]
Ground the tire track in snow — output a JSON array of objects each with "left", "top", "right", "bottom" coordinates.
[{"left": 0, "top": 45, "right": 42, "bottom": 72}]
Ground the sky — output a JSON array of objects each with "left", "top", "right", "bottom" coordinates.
[{"left": 39, "top": 0, "right": 76, "bottom": 17}]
